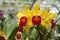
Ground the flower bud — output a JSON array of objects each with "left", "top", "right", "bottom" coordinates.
[
  {"left": 20, "top": 16, "right": 27, "bottom": 26},
  {"left": 16, "top": 33, "right": 21, "bottom": 40},
  {"left": 51, "top": 19, "right": 55, "bottom": 29}
]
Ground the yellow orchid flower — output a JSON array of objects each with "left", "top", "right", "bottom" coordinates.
[
  {"left": 23, "top": 4, "right": 40, "bottom": 33},
  {"left": 24, "top": 5, "right": 33, "bottom": 27},
  {"left": 17, "top": 11, "right": 26, "bottom": 25},
  {"left": 41, "top": 12, "right": 57, "bottom": 29},
  {"left": 24, "top": 5, "right": 34, "bottom": 33},
  {"left": 45, "top": 12, "right": 57, "bottom": 21},
  {"left": 31, "top": 4, "right": 41, "bottom": 16},
  {"left": 41, "top": 19, "right": 50, "bottom": 29},
  {"left": 40, "top": 10, "right": 48, "bottom": 19},
  {"left": 33, "top": 3, "right": 40, "bottom": 10},
  {"left": 17, "top": 5, "right": 33, "bottom": 33},
  {"left": 16, "top": 3, "right": 57, "bottom": 33}
]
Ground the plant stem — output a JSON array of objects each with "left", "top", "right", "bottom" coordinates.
[
  {"left": 30, "top": 0, "right": 36, "bottom": 10},
  {"left": 35, "top": 27, "right": 46, "bottom": 40}
]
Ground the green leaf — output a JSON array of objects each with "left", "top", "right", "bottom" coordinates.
[
  {"left": 28, "top": 25, "right": 47, "bottom": 40},
  {"left": 28, "top": 27, "right": 39, "bottom": 40},
  {"left": 56, "top": 24, "right": 60, "bottom": 34},
  {"left": 45, "top": 32, "right": 51, "bottom": 40},
  {"left": 22, "top": 31, "right": 28, "bottom": 40},
  {"left": 27, "top": 37, "right": 34, "bottom": 40},
  {"left": 31, "top": 28, "right": 38, "bottom": 40},
  {"left": 8, "top": 27, "right": 18, "bottom": 40},
  {"left": 3, "top": 19, "right": 18, "bottom": 38},
  {"left": 58, "top": 11, "right": 60, "bottom": 15},
  {"left": 56, "top": 24, "right": 60, "bottom": 28},
  {"left": 3, "top": 14, "right": 11, "bottom": 20},
  {"left": 37, "top": 25, "right": 47, "bottom": 34},
  {"left": 58, "top": 0, "right": 60, "bottom": 2},
  {"left": 28, "top": 27, "right": 34, "bottom": 35}
]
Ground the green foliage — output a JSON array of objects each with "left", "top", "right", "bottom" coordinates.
[
  {"left": 27, "top": 27, "right": 39, "bottom": 40},
  {"left": 30, "top": 28, "right": 38, "bottom": 40},
  {"left": 26, "top": 24, "right": 48, "bottom": 40},
  {"left": 56, "top": 24, "right": 60, "bottom": 28},
  {"left": 22, "top": 31, "right": 28, "bottom": 40},
  {"left": 3, "top": 14, "right": 18, "bottom": 39},
  {"left": 37, "top": 25, "right": 47, "bottom": 34},
  {"left": 2, "top": 2, "right": 7, "bottom": 7},
  {"left": 0, "top": 17, "right": 5, "bottom": 30},
  {"left": 3, "top": 19, "right": 18, "bottom": 38},
  {"left": 58, "top": 0, "right": 60, "bottom": 2},
  {"left": 58, "top": 11, "right": 60, "bottom": 15},
  {"left": 56, "top": 25, "right": 60, "bottom": 34},
  {"left": 8, "top": 27, "right": 18, "bottom": 40}
]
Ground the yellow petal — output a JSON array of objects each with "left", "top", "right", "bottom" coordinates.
[
  {"left": 17, "top": 11, "right": 25, "bottom": 19},
  {"left": 16, "top": 11, "right": 26, "bottom": 25},
  {"left": 41, "top": 20, "right": 50, "bottom": 29},
  {"left": 24, "top": 5, "right": 29, "bottom": 10},
  {"left": 33, "top": 3, "right": 40, "bottom": 10},
  {"left": 45, "top": 12, "right": 57, "bottom": 21},
  {"left": 40, "top": 10, "right": 48, "bottom": 18}
]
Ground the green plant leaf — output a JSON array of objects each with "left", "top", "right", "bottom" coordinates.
[
  {"left": 56, "top": 24, "right": 60, "bottom": 28},
  {"left": 31, "top": 28, "right": 38, "bottom": 40},
  {"left": 58, "top": 0, "right": 60, "bottom": 2},
  {"left": 8, "top": 27, "right": 18, "bottom": 40},
  {"left": 37, "top": 25, "right": 47, "bottom": 34},
  {"left": 22, "top": 31, "right": 28, "bottom": 40},
  {"left": 26, "top": 27, "right": 38, "bottom": 40},
  {"left": 58, "top": 11, "right": 60, "bottom": 15},
  {"left": 3, "top": 19, "right": 18, "bottom": 38},
  {"left": 56, "top": 24, "right": 60, "bottom": 34}
]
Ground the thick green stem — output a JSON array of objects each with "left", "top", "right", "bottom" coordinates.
[{"left": 35, "top": 27, "right": 46, "bottom": 40}]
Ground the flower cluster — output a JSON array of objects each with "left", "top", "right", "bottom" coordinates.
[{"left": 16, "top": 4, "right": 57, "bottom": 39}]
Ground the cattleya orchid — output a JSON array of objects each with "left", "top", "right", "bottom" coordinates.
[{"left": 16, "top": 4, "right": 57, "bottom": 39}]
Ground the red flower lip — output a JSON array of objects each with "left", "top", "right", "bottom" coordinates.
[
  {"left": 51, "top": 19, "right": 55, "bottom": 29},
  {"left": 16, "top": 33, "right": 21, "bottom": 39},
  {"left": 32, "top": 16, "right": 41, "bottom": 25},
  {"left": 18, "top": 16, "right": 27, "bottom": 32},
  {"left": 20, "top": 16, "right": 27, "bottom": 26}
]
